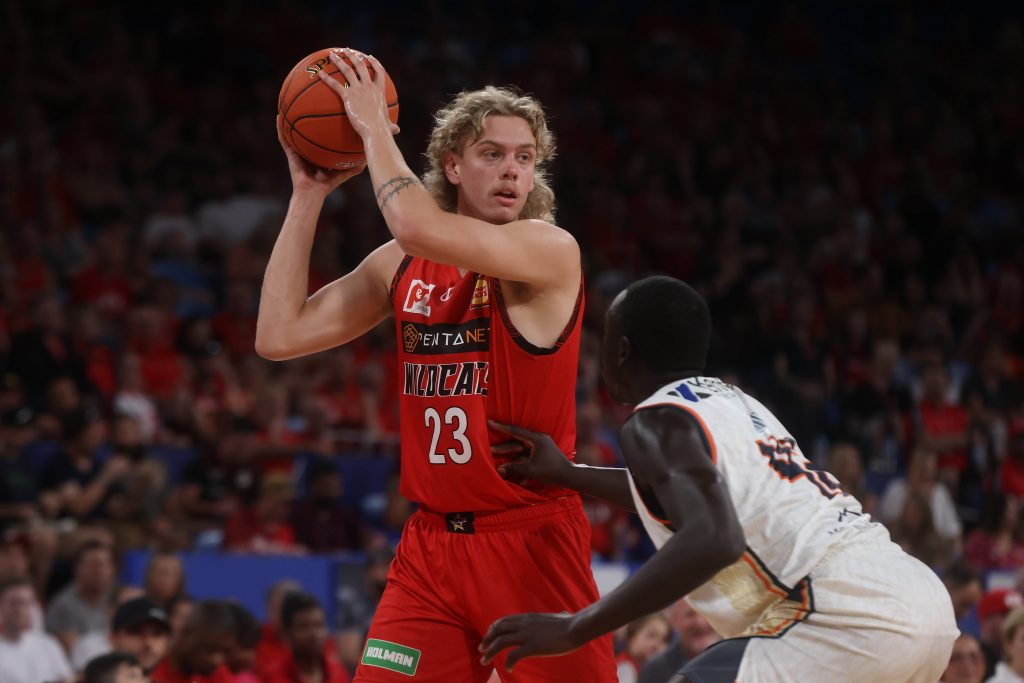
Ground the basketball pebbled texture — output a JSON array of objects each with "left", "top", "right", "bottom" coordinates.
[{"left": 278, "top": 48, "right": 399, "bottom": 169}]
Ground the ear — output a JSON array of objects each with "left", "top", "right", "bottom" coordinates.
[
  {"left": 443, "top": 151, "right": 461, "bottom": 186},
  {"left": 617, "top": 335, "right": 632, "bottom": 367}
]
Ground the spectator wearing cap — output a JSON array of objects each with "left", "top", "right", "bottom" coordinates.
[
  {"left": 989, "top": 607, "right": 1024, "bottom": 683},
  {"left": 73, "top": 597, "right": 170, "bottom": 674},
  {"left": 150, "top": 600, "right": 235, "bottom": 683},
  {"left": 0, "top": 575, "right": 73, "bottom": 683},
  {"left": 264, "top": 592, "right": 350, "bottom": 683},
  {"left": 978, "top": 588, "right": 1024, "bottom": 679},
  {"left": 46, "top": 540, "right": 117, "bottom": 653},
  {"left": 84, "top": 651, "right": 149, "bottom": 683}
]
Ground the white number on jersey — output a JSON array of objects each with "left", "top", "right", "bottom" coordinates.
[{"left": 424, "top": 407, "right": 473, "bottom": 464}]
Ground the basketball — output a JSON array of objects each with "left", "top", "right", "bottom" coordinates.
[{"left": 278, "top": 48, "right": 399, "bottom": 170}]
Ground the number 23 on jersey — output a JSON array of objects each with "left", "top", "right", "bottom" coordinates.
[{"left": 424, "top": 406, "right": 473, "bottom": 464}]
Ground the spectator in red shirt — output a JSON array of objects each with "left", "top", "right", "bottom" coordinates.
[
  {"left": 254, "top": 580, "right": 301, "bottom": 679},
  {"left": 963, "top": 493, "right": 1024, "bottom": 572},
  {"left": 71, "top": 224, "right": 134, "bottom": 320},
  {"left": 223, "top": 474, "right": 304, "bottom": 555},
  {"left": 264, "top": 592, "right": 350, "bottom": 683},
  {"left": 212, "top": 282, "right": 258, "bottom": 359},
  {"left": 916, "top": 361, "right": 969, "bottom": 488},
  {"left": 1000, "top": 411, "right": 1024, "bottom": 498},
  {"left": 150, "top": 600, "right": 236, "bottom": 683}
]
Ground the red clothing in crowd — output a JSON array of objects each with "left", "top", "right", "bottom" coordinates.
[
  {"left": 919, "top": 399, "right": 969, "bottom": 472},
  {"left": 254, "top": 624, "right": 290, "bottom": 678},
  {"left": 264, "top": 653, "right": 351, "bottom": 683},
  {"left": 150, "top": 659, "right": 235, "bottom": 683},
  {"left": 223, "top": 508, "right": 297, "bottom": 552}
]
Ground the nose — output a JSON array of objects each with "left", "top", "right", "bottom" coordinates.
[{"left": 501, "top": 156, "right": 518, "bottom": 180}]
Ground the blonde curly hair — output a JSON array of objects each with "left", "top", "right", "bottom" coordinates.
[{"left": 422, "top": 86, "right": 557, "bottom": 222}]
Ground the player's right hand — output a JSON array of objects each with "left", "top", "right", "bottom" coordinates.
[
  {"left": 277, "top": 114, "right": 366, "bottom": 196},
  {"left": 489, "top": 420, "right": 574, "bottom": 487}
]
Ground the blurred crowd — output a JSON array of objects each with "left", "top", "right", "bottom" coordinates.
[{"left": 1, "top": 1, "right": 1024, "bottom": 681}]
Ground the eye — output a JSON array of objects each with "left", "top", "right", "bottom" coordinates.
[
  {"left": 483, "top": 150, "right": 500, "bottom": 160},
  {"left": 517, "top": 153, "right": 533, "bottom": 163}
]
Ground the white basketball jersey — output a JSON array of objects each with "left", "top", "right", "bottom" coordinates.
[{"left": 627, "top": 376, "right": 883, "bottom": 638}]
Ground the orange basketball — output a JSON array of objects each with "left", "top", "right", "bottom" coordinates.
[{"left": 278, "top": 48, "right": 399, "bottom": 170}]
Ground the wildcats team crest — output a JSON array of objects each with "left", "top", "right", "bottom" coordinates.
[
  {"left": 403, "top": 279, "right": 435, "bottom": 316},
  {"left": 471, "top": 276, "right": 489, "bottom": 309}
]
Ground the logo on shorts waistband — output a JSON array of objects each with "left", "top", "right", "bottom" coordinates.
[
  {"left": 361, "top": 638, "right": 421, "bottom": 676},
  {"left": 446, "top": 512, "right": 474, "bottom": 534}
]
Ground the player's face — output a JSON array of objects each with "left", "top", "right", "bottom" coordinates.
[
  {"left": 601, "top": 293, "right": 630, "bottom": 404},
  {"left": 448, "top": 115, "right": 537, "bottom": 224}
]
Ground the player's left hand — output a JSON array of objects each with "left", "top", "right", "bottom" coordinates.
[
  {"left": 479, "top": 612, "right": 583, "bottom": 671},
  {"left": 321, "top": 48, "right": 400, "bottom": 140}
]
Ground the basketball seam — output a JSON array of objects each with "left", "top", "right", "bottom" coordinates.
[
  {"left": 285, "top": 122, "right": 369, "bottom": 155},
  {"left": 291, "top": 101, "right": 399, "bottom": 125},
  {"left": 281, "top": 66, "right": 344, "bottom": 118},
  {"left": 280, "top": 66, "right": 397, "bottom": 118}
]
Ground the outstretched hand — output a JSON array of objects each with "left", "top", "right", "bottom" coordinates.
[
  {"left": 479, "top": 612, "right": 583, "bottom": 671},
  {"left": 489, "top": 420, "right": 574, "bottom": 487},
  {"left": 320, "top": 47, "right": 400, "bottom": 140},
  {"left": 277, "top": 114, "right": 365, "bottom": 195}
]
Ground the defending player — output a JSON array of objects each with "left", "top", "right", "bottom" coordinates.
[
  {"left": 257, "top": 49, "right": 615, "bottom": 682},
  {"left": 480, "top": 276, "right": 958, "bottom": 683}
]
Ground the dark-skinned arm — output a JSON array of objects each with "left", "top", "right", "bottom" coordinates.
[
  {"left": 489, "top": 420, "right": 635, "bottom": 512},
  {"left": 481, "top": 407, "right": 745, "bottom": 670}
]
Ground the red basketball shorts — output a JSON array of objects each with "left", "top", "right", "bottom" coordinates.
[{"left": 355, "top": 495, "right": 616, "bottom": 682}]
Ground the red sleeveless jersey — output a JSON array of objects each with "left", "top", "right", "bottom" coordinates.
[{"left": 388, "top": 255, "right": 583, "bottom": 512}]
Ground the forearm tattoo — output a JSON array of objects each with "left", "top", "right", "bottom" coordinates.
[{"left": 375, "top": 176, "right": 419, "bottom": 209}]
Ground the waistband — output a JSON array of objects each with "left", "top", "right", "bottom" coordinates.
[{"left": 417, "top": 495, "right": 583, "bottom": 534}]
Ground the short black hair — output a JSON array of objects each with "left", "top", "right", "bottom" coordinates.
[
  {"left": 74, "top": 540, "right": 112, "bottom": 568},
  {"left": 942, "top": 559, "right": 981, "bottom": 588},
  {"left": 227, "top": 601, "right": 262, "bottom": 648},
  {"left": 84, "top": 652, "right": 141, "bottom": 683},
  {"left": 181, "top": 600, "right": 236, "bottom": 640},
  {"left": 281, "top": 592, "right": 323, "bottom": 632},
  {"left": 616, "top": 276, "right": 711, "bottom": 372}
]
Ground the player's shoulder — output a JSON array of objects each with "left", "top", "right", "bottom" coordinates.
[{"left": 515, "top": 219, "right": 579, "bottom": 249}]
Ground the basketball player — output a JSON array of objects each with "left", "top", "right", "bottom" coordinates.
[
  {"left": 257, "top": 48, "right": 615, "bottom": 682},
  {"left": 479, "top": 276, "right": 958, "bottom": 682}
]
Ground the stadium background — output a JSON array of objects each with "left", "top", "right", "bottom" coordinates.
[{"left": 1, "top": 0, "right": 1023, "bottom": 679}]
